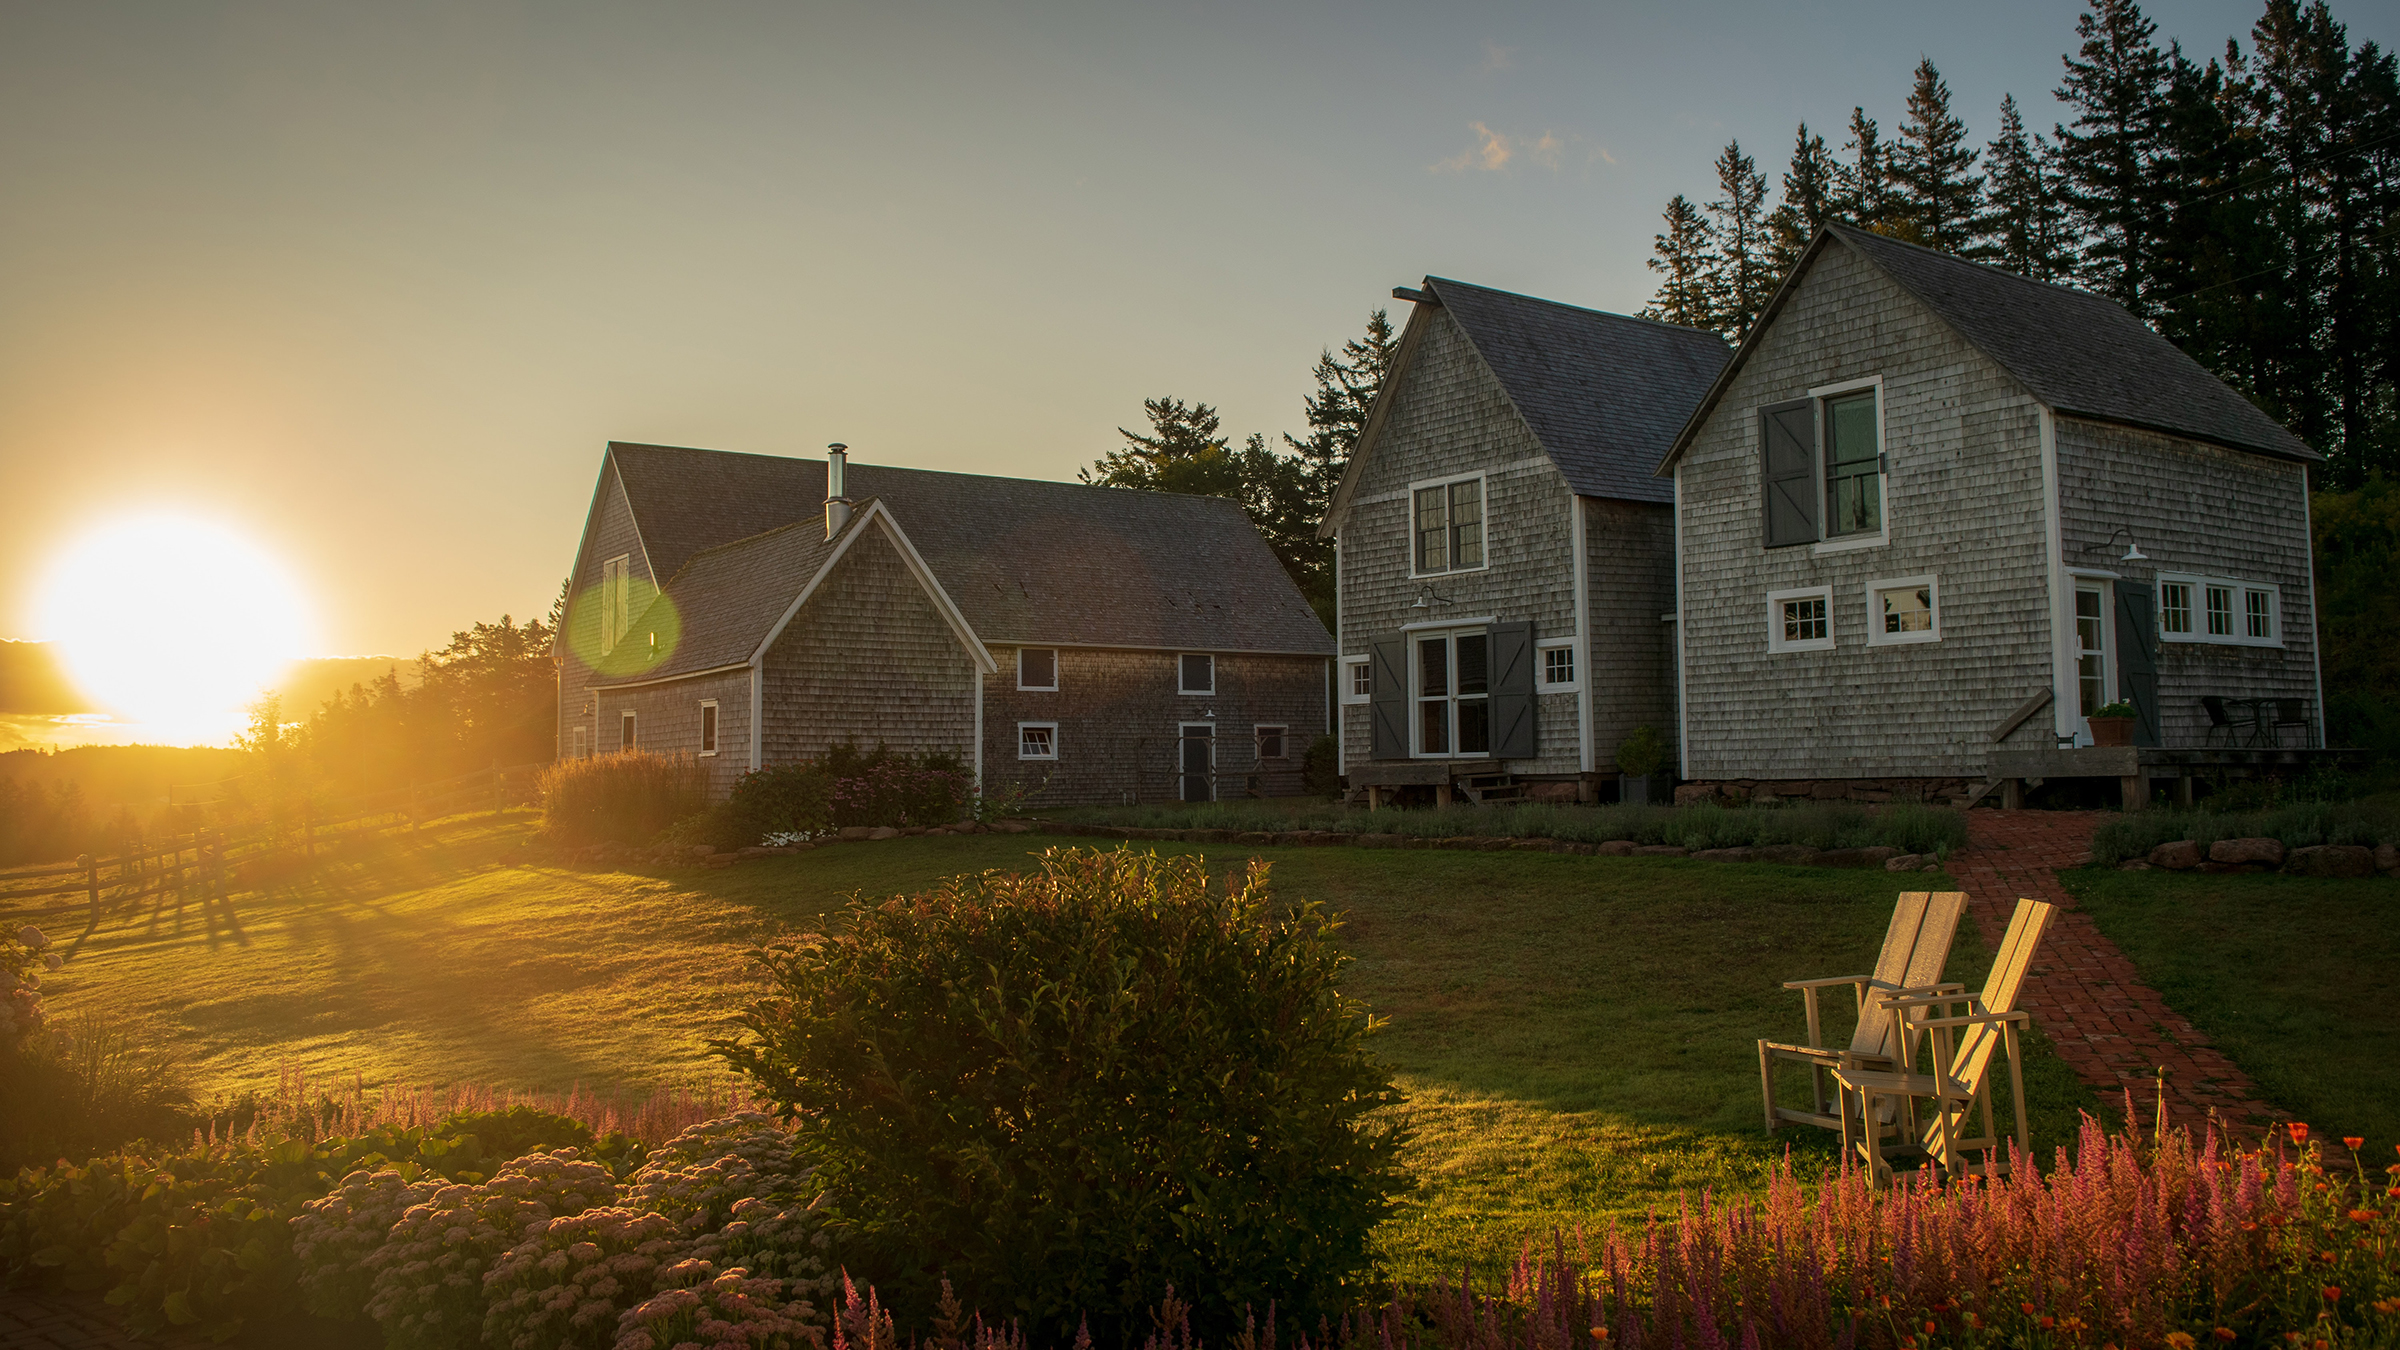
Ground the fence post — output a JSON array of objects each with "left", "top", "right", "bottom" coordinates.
[
  {"left": 80, "top": 852, "right": 98, "bottom": 932},
  {"left": 492, "top": 760, "right": 503, "bottom": 817}
]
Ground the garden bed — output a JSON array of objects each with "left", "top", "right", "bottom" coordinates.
[{"left": 2091, "top": 792, "right": 2400, "bottom": 871}]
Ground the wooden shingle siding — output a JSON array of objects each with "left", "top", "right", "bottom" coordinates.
[
  {"left": 1336, "top": 306, "right": 1582, "bottom": 776},
  {"left": 590, "top": 668, "right": 753, "bottom": 798},
  {"left": 1583, "top": 496, "right": 1678, "bottom": 770},
  {"left": 2054, "top": 418, "right": 2318, "bottom": 746},
  {"left": 983, "top": 647, "right": 1327, "bottom": 807},
  {"left": 1674, "top": 238, "right": 2055, "bottom": 780},
  {"left": 760, "top": 526, "right": 978, "bottom": 768},
  {"left": 557, "top": 466, "right": 661, "bottom": 764}
]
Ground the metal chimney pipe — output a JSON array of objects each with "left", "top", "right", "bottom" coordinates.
[{"left": 825, "top": 443, "right": 851, "bottom": 539}]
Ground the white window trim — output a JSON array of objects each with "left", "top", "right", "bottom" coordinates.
[
  {"left": 619, "top": 709, "right": 637, "bottom": 750},
  {"left": 1536, "top": 637, "right": 1580, "bottom": 692},
  {"left": 571, "top": 725, "right": 587, "bottom": 760},
  {"left": 1341, "top": 655, "right": 1371, "bottom": 705},
  {"left": 1410, "top": 624, "right": 1492, "bottom": 758},
  {"left": 1177, "top": 653, "right": 1215, "bottom": 696},
  {"left": 1806, "top": 375, "right": 1889, "bottom": 554},
  {"left": 1863, "top": 574, "right": 1941, "bottom": 647},
  {"left": 1017, "top": 647, "right": 1060, "bottom": 692},
  {"left": 1254, "top": 723, "right": 1290, "bottom": 760},
  {"left": 2157, "top": 572, "right": 2283, "bottom": 648},
  {"left": 600, "top": 554, "right": 632, "bottom": 654},
  {"left": 1767, "top": 585, "right": 1836, "bottom": 654},
  {"left": 1406, "top": 469, "right": 1493, "bottom": 579},
  {"left": 1017, "top": 721, "right": 1059, "bottom": 760},
  {"left": 698, "top": 699, "right": 719, "bottom": 755}
]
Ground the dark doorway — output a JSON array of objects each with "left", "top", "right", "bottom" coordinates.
[{"left": 1179, "top": 723, "right": 1214, "bottom": 802}]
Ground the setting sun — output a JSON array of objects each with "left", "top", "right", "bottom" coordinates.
[{"left": 34, "top": 513, "right": 314, "bottom": 744}]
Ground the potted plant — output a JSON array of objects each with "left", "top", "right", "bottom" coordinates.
[
  {"left": 1615, "top": 724, "right": 1668, "bottom": 805},
  {"left": 2087, "top": 700, "right": 2139, "bottom": 746}
]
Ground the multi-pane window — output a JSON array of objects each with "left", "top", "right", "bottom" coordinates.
[
  {"left": 1542, "top": 646, "right": 1574, "bottom": 686},
  {"left": 2076, "top": 588, "right": 2108, "bottom": 718},
  {"left": 1347, "top": 658, "right": 1372, "bottom": 702},
  {"left": 1019, "top": 647, "right": 1058, "bottom": 691},
  {"left": 699, "top": 701, "right": 718, "bottom": 754},
  {"left": 1178, "top": 653, "right": 1214, "bottom": 695},
  {"left": 1415, "top": 631, "right": 1490, "bottom": 755},
  {"left": 2205, "top": 585, "right": 2234, "bottom": 637},
  {"left": 1768, "top": 588, "right": 1834, "bottom": 652},
  {"left": 1862, "top": 575, "right": 1942, "bottom": 648},
  {"left": 2160, "top": 581, "right": 2192, "bottom": 635},
  {"left": 1018, "top": 723, "right": 1058, "bottom": 759},
  {"left": 1823, "top": 391, "right": 1881, "bottom": 537},
  {"left": 1256, "top": 725, "right": 1288, "bottom": 760},
  {"left": 2159, "top": 574, "right": 2280, "bottom": 647},
  {"left": 1412, "top": 478, "right": 1486, "bottom": 574},
  {"left": 572, "top": 726, "right": 587, "bottom": 760},
  {"left": 1878, "top": 585, "right": 1931, "bottom": 634},
  {"left": 1786, "top": 597, "right": 1827, "bottom": 642}
]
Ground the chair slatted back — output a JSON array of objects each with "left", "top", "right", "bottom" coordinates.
[
  {"left": 1943, "top": 898, "right": 2055, "bottom": 1087},
  {"left": 1851, "top": 891, "right": 1967, "bottom": 1060}
]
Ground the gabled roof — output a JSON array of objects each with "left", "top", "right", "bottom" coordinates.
[
  {"left": 1655, "top": 225, "right": 2319, "bottom": 473},
  {"left": 600, "top": 443, "right": 1335, "bottom": 656},
  {"left": 1421, "top": 277, "right": 1733, "bottom": 503}
]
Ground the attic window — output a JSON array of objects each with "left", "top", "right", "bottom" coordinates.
[
  {"left": 1179, "top": 654, "right": 1215, "bottom": 696},
  {"left": 1018, "top": 648, "right": 1058, "bottom": 691},
  {"left": 1411, "top": 474, "right": 1487, "bottom": 575},
  {"left": 600, "top": 555, "right": 631, "bottom": 654}
]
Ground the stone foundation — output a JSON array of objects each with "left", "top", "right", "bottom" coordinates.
[{"left": 1674, "top": 777, "right": 1975, "bottom": 807}]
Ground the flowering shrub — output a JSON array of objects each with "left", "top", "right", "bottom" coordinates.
[
  {"left": 363, "top": 1147, "right": 619, "bottom": 1350},
  {"left": 716, "top": 846, "right": 1408, "bottom": 1344},
  {"left": 291, "top": 1167, "right": 438, "bottom": 1319},
  {"left": 823, "top": 746, "right": 971, "bottom": 829},
  {"left": 1, "top": 924, "right": 59, "bottom": 1050},
  {"left": 482, "top": 1205, "right": 686, "bottom": 1350}
]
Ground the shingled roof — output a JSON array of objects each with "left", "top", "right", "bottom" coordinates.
[
  {"left": 596, "top": 517, "right": 844, "bottom": 686},
  {"left": 1417, "top": 277, "right": 1731, "bottom": 504},
  {"left": 1657, "top": 226, "right": 2317, "bottom": 471},
  {"left": 598, "top": 443, "right": 1334, "bottom": 660}
]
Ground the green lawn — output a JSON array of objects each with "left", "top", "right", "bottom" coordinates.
[
  {"left": 2060, "top": 866, "right": 2400, "bottom": 1147},
  {"left": 24, "top": 814, "right": 2093, "bottom": 1280}
]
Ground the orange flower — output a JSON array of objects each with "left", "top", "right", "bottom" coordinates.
[
  {"left": 2323, "top": 1286, "right": 2342, "bottom": 1301},
  {"left": 2040, "top": 1316, "right": 2057, "bottom": 1330},
  {"left": 1924, "top": 1322, "right": 1937, "bottom": 1335},
  {"left": 2024, "top": 1303, "right": 2041, "bottom": 1316},
  {"left": 2166, "top": 1333, "right": 2197, "bottom": 1350},
  {"left": 2213, "top": 1332, "right": 2237, "bottom": 1344},
  {"left": 2290, "top": 1122, "right": 2311, "bottom": 1144},
  {"left": 2344, "top": 1136, "right": 2364, "bottom": 1149},
  {"left": 1589, "top": 1328, "right": 1609, "bottom": 1341},
  {"left": 2350, "top": 1208, "right": 2379, "bottom": 1222}
]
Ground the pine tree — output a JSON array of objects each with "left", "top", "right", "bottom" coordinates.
[
  {"left": 1767, "top": 122, "right": 1839, "bottom": 274},
  {"left": 1833, "top": 108, "right": 1896, "bottom": 230},
  {"left": 1977, "top": 94, "right": 2074, "bottom": 278},
  {"left": 2053, "top": 0, "right": 2171, "bottom": 314},
  {"left": 1890, "top": 58, "right": 1985, "bottom": 250},
  {"left": 1642, "top": 194, "right": 1717, "bottom": 331},
  {"left": 1084, "top": 399, "right": 1319, "bottom": 617},
  {"left": 1704, "top": 140, "right": 1776, "bottom": 339},
  {"left": 1282, "top": 309, "right": 1401, "bottom": 621}
]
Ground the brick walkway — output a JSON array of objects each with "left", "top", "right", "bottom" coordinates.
[
  {"left": 1947, "top": 810, "right": 2282, "bottom": 1137},
  {"left": 0, "top": 1289, "right": 210, "bottom": 1349}
]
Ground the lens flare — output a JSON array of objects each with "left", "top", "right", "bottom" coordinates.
[{"left": 34, "top": 513, "right": 315, "bottom": 744}]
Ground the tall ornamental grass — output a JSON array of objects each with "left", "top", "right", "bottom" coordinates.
[
  {"left": 1056, "top": 800, "right": 1969, "bottom": 858},
  {"left": 2092, "top": 793, "right": 2400, "bottom": 864},
  {"left": 538, "top": 751, "right": 710, "bottom": 847}
]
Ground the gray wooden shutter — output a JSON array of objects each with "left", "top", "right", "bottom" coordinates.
[
  {"left": 1488, "top": 621, "right": 1537, "bottom": 759},
  {"left": 1368, "top": 636, "right": 1406, "bottom": 760},
  {"left": 2117, "top": 587, "right": 2161, "bottom": 747},
  {"left": 1760, "top": 399, "right": 1820, "bottom": 547}
]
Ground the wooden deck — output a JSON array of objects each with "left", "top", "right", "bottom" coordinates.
[{"left": 1986, "top": 746, "right": 2368, "bottom": 809}]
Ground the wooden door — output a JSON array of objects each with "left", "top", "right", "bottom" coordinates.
[{"left": 1179, "top": 723, "right": 1214, "bottom": 802}]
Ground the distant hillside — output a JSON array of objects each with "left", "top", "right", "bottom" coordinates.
[{"left": 0, "top": 641, "right": 420, "bottom": 717}]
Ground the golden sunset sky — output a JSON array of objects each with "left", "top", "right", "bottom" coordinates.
[{"left": 5, "top": 0, "right": 2381, "bottom": 682}]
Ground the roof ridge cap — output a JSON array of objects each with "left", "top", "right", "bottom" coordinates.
[{"left": 1426, "top": 275, "right": 1718, "bottom": 337}]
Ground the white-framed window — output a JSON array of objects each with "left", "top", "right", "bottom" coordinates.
[
  {"left": 1179, "top": 653, "right": 1215, "bottom": 695},
  {"left": 1409, "top": 472, "right": 1488, "bottom": 576},
  {"left": 1342, "top": 655, "right": 1372, "bottom": 705},
  {"left": 1018, "top": 722, "right": 1058, "bottom": 760},
  {"left": 620, "top": 709, "right": 637, "bottom": 751},
  {"left": 1413, "top": 627, "right": 1490, "bottom": 756},
  {"left": 1820, "top": 385, "right": 1883, "bottom": 541},
  {"left": 1255, "top": 724, "right": 1288, "bottom": 760},
  {"left": 1537, "top": 638, "right": 1578, "bottom": 691},
  {"left": 1766, "top": 585, "right": 1835, "bottom": 653},
  {"left": 2157, "top": 573, "right": 2281, "bottom": 648},
  {"left": 698, "top": 700, "right": 718, "bottom": 755},
  {"left": 1017, "top": 647, "right": 1059, "bottom": 691},
  {"left": 1760, "top": 376, "right": 1889, "bottom": 553},
  {"left": 572, "top": 725, "right": 587, "bottom": 760},
  {"left": 1864, "top": 574, "right": 1940, "bottom": 646},
  {"left": 600, "top": 555, "right": 631, "bottom": 654},
  {"left": 2075, "top": 584, "right": 2110, "bottom": 718}
]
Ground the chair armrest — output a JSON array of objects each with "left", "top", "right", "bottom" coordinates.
[
  {"left": 1916, "top": 1010, "right": 2029, "bottom": 1031},
  {"left": 1781, "top": 974, "right": 1877, "bottom": 990},
  {"left": 1882, "top": 985, "right": 1971, "bottom": 1009}
]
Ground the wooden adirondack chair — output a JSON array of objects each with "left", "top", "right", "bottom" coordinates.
[
  {"left": 1832, "top": 897, "right": 2057, "bottom": 1183},
  {"left": 1757, "top": 891, "right": 1968, "bottom": 1132}
]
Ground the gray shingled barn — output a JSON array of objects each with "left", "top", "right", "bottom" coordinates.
[
  {"left": 556, "top": 443, "right": 1334, "bottom": 808},
  {"left": 1656, "top": 225, "right": 2337, "bottom": 809},
  {"left": 1319, "top": 276, "right": 1730, "bottom": 804}
]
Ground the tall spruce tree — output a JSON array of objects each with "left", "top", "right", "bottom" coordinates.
[
  {"left": 1977, "top": 94, "right": 2074, "bottom": 278},
  {"left": 1890, "top": 58, "right": 1986, "bottom": 250},
  {"left": 1704, "top": 140, "right": 1777, "bottom": 339},
  {"left": 1833, "top": 108, "right": 1897, "bottom": 230},
  {"left": 1768, "top": 122, "right": 1840, "bottom": 274},
  {"left": 2054, "top": 0, "right": 2172, "bottom": 314},
  {"left": 1642, "top": 194, "right": 1717, "bottom": 330},
  {"left": 1083, "top": 399, "right": 1315, "bottom": 606},
  {"left": 1282, "top": 309, "right": 1401, "bottom": 620}
]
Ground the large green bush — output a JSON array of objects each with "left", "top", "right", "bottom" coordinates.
[
  {"left": 715, "top": 846, "right": 1408, "bottom": 1344},
  {"left": 538, "top": 751, "right": 710, "bottom": 847}
]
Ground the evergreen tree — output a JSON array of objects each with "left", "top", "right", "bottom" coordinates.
[
  {"left": 2053, "top": 0, "right": 2172, "bottom": 314},
  {"left": 1890, "top": 58, "right": 1986, "bottom": 250},
  {"left": 1083, "top": 398, "right": 1317, "bottom": 615},
  {"left": 1282, "top": 309, "right": 1400, "bottom": 621},
  {"left": 1642, "top": 194, "right": 1717, "bottom": 331},
  {"left": 1977, "top": 94, "right": 2075, "bottom": 278},
  {"left": 1704, "top": 140, "right": 1777, "bottom": 340},
  {"left": 1768, "top": 122, "right": 1839, "bottom": 274},
  {"left": 1833, "top": 108, "right": 1897, "bottom": 230}
]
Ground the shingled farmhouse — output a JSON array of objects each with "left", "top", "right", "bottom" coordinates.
[
  {"left": 1318, "top": 276, "right": 1729, "bottom": 804},
  {"left": 555, "top": 443, "right": 1334, "bottom": 807}
]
